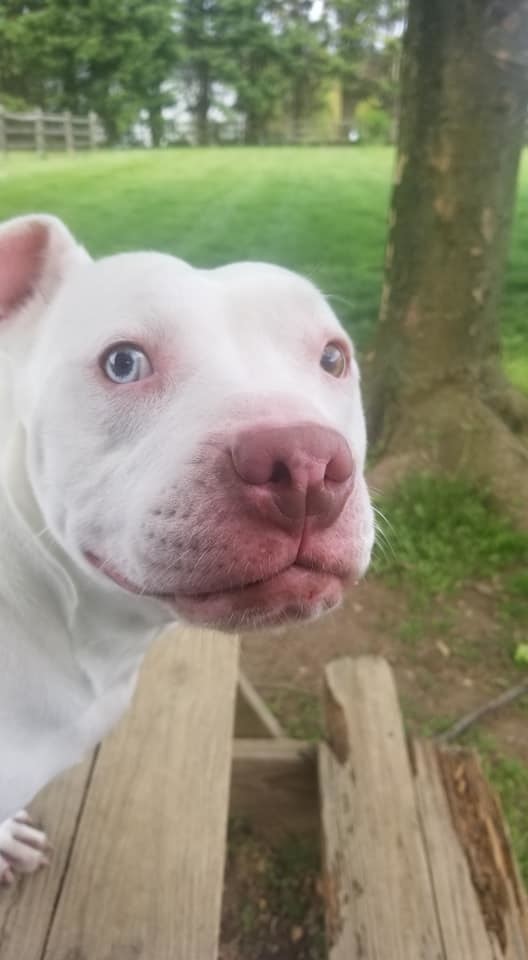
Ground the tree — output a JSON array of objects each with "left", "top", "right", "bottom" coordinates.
[
  {"left": 0, "top": 0, "right": 178, "bottom": 143},
  {"left": 218, "top": 0, "right": 286, "bottom": 144},
  {"left": 178, "top": 0, "right": 225, "bottom": 145},
  {"left": 366, "top": 0, "right": 528, "bottom": 524},
  {"left": 275, "top": 0, "right": 333, "bottom": 140},
  {"left": 329, "top": 0, "right": 404, "bottom": 128},
  {"left": 0, "top": 0, "right": 53, "bottom": 110}
]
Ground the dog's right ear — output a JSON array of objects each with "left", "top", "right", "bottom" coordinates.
[{"left": 0, "top": 215, "right": 90, "bottom": 336}]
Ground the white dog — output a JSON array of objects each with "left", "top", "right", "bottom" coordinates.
[{"left": 0, "top": 214, "right": 374, "bottom": 884}]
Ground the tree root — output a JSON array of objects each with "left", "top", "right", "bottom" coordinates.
[{"left": 367, "top": 385, "right": 528, "bottom": 529}]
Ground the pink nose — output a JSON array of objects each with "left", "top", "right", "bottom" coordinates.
[{"left": 231, "top": 423, "right": 354, "bottom": 528}]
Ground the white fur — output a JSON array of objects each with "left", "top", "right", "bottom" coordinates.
[{"left": 0, "top": 215, "right": 374, "bottom": 881}]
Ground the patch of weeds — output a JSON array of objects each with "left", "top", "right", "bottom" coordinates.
[
  {"left": 265, "top": 689, "right": 323, "bottom": 741},
  {"left": 419, "top": 715, "right": 456, "bottom": 737},
  {"left": 397, "top": 614, "right": 424, "bottom": 646},
  {"left": 449, "top": 636, "right": 484, "bottom": 664},
  {"left": 265, "top": 837, "right": 322, "bottom": 927},
  {"left": 224, "top": 821, "right": 325, "bottom": 959},
  {"left": 400, "top": 694, "right": 454, "bottom": 737},
  {"left": 373, "top": 474, "right": 528, "bottom": 598},
  {"left": 501, "top": 570, "right": 528, "bottom": 627},
  {"left": 461, "top": 731, "right": 528, "bottom": 886}
]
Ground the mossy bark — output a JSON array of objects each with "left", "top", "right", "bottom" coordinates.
[{"left": 366, "top": 0, "right": 528, "bottom": 522}]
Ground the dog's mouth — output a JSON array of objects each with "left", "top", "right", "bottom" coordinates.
[{"left": 84, "top": 551, "right": 348, "bottom": 628}]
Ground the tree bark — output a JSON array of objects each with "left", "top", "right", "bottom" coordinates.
[
  {"left": 195, "top": 61, "right": 210, "bottom": 145},
  {"left": 148, "top": 105, "right": 163, "bottom": 147},
  {"left": 366, "top": 0, "right": 528, "bottom": 521}
]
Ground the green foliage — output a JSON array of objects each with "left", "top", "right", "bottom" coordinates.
[
  {"left": 373, "top": 474, "right": 528, "bottom": 597},
  {"left": 514, "top": 643, "right": 528, "bottom": 665},
  {"left": 226, "top": 819, "right": 325, "bottom": 957},
  {"left": 497, "top": 571, "right": 528, "bottom": 638},
  {"left": 266, "top": 689, "right": 322, "bottom": 741},
  {"left": 355, "top": 96, "right": 392, "bottom": 143},
  {"left": 329, "top": 0, "right": 404, "bottom": 124},
  {"left": 0, "top": 0, "right": 179, "bottom": 142},
  {"left": 216, "top": 0, "right": 287, "bottom": 143},
  {"left": 264, "top": 836, "right": 322, "bottom": 926},
  {"left": 0, "top": 0, "right": 403, "bottom": 144}
]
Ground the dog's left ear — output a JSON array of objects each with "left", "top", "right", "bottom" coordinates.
[{"left": 0, "top": 214, "right": 90, "bottom": 328}]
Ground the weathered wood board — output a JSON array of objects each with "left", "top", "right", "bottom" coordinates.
[
  {"left": 414, "top": 739, "right": 528, "bottom": 960},
  {"left": 0, "top": 755, "right": 94, "bottom": 960},
  {"left": 0, "top": 627, "right": 239, "bottom": 960},
  {"left": 231, "top": 739, "right": 318, "bottom": 841},
  {"left": 319, "top": 655, "right": 528, "bottom": 960},
  {"left": 319, "top": 656, "right": 444, "bottom": 959}
]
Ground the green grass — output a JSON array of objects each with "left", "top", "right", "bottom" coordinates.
[
  {"left": 373, "top": 474, "right": 528, "bottom": 598},
  {"left": 265, "top": 688, "right": 323, "bottom": 741},
  {"left": 1, "top": 145, "right": 527, "bottom": 386}
]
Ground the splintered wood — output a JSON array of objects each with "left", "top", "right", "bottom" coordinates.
[
  {"left": 319, "top": 656, "right": 528, "bottom": 960},
  {"left": 0, "top": 627, "right": 239, "bottom": 960}
]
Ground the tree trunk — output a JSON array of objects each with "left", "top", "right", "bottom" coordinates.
[
  {"left": 366, "top": 0, "right": 528, "bottom": 523},
  {"left": 244, "top": 114, "right": 260, "bottom": 145},
  {"left": 195, "top": 62, "right": 210, "bottom": 145},
  {"left": 148, "top": 105, "right": 164, "bottom": 148}
]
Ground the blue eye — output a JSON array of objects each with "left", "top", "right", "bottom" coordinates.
[{"left": 103, "top": 345, "right": 153, "bottom": 384}]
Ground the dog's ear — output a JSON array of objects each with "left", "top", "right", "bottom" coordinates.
[{"left": 0, "top": 215, "right": 90, "bottom": 327}]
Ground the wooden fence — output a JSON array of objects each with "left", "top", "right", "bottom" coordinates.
[{"left": 0, "top": 107, "right": 103, "bottom": 154}]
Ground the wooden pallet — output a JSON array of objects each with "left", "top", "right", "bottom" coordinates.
[{"left": 0, "top": 632, "right": 527, "bottom": 959}]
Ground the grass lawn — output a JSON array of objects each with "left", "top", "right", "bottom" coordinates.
[{"left": 1, "top": 145, "right": 527, "bottom": 389}]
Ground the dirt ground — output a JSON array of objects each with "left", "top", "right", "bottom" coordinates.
[{"left": 219, "top": 575, "right": 528, "bottom": 959}]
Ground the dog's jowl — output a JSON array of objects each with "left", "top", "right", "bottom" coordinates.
[{"left": 0, "top": 214, "right": 374, "bottom": 883}]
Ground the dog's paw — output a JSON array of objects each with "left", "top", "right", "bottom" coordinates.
[{"left": 0, "top": 810, "right": 51, "bottom": 885}]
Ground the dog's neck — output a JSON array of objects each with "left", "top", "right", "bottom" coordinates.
[
  {"left": 0, "top": 362, "right": 168, "bottom": 697},
  {"left": 0, "top": 383, "right": 172, "bottom": 815}
]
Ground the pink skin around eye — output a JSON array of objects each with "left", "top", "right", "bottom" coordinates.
[{"left": 92, "top": 337, "right": 186, "bottom": 394}]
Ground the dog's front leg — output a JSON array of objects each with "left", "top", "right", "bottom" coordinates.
[{"left": 0, "top": 811, "right": 51, "bottom": 885}]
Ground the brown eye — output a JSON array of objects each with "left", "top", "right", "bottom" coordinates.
[{"left": 320, "top": 342, "right": 347, "bottom": 378}]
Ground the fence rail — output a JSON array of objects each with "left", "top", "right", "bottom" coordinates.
[{"left": 0, "top": 107, "right": 103, "bottom": 154}]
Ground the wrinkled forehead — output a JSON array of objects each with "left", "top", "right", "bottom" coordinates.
[{"left": 34, "top": 252, "right": 347, "bottom": 363}]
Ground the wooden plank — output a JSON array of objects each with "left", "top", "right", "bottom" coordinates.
[
  {"left": 234, "top": 671, "right": 284, "bottom": 739},
  {"left": 319, "top": 655, "right": 444, "bottom": 960},
  {"left": 230, "top": 739, "right": 318, "bottom": 841},
  {"left": 43, "top": 627, "right": 239, "bottom": 960},
  {"left": 414, "top": 739, "right": 528, "bottom": 960},
  {"left": 0, "top": 755, "right": 94, "bottom": 960}
]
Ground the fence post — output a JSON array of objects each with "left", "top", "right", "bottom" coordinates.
[
  {"left": 88, "top": 111, "right": 98, "bottom": 149},
  {"left": 64, "top": 111, "right": 74, "bottom": 153},
  {"left": 0, "top": 107, "right": 6, "bottom": 155},
  {"left": 34, "top": 108, "right": 45, "bottom": 155}
]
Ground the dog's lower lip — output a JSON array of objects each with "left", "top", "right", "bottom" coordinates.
[{"left": 84, "top": 551, "right": 346, "bottom": 599}]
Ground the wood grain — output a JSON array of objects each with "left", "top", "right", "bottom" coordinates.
[
  {"left": 0, "top": 756, "right": 94, "bottom": 960},
  {"left": 415, "top": 739, "right": 528, "bottom": 960},
  {"left": 319, "top": 655, "right": 444, "bottom": 960},
  {"left": 230, "top": 739, "right": 318, "bottom": 841},
  {"left": 42, "top": 627, "right": 239, "bottom": 960}
]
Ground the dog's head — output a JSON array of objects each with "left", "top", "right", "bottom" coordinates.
[{"left": 0, "top": 214, "right": 374, "bottom": 629}]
